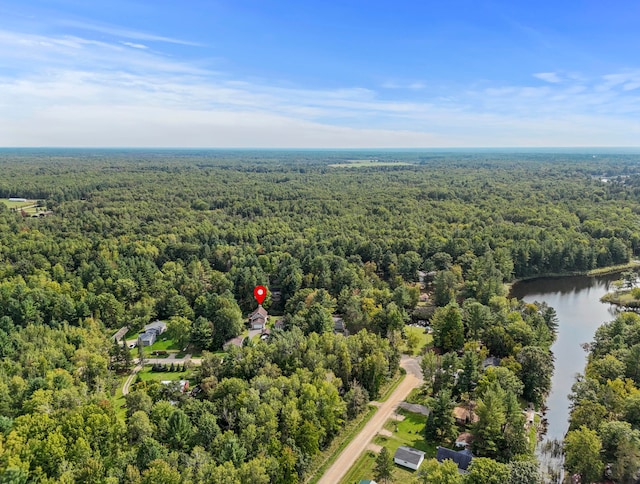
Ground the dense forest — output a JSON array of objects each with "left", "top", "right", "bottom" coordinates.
[
  {"left": 0, "top": 149, "right": 639, "bottom": 482},
  {"left": 566, "top": 311, "right": 640, "bottom": 483}
]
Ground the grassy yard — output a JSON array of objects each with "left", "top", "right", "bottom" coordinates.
[
  {"left": 339, "top": 409, "right": 433, "bottom": 484},
  {"left": 109, "top": 373, "right": 130, "bottom": 421},
  {"left": 403, "top": 326, "right": 432, "bottom": 355},
  {"left": 374, "top": 409, "right": 433, "bottom": 455},
  {"left": 136, "top": 366, "right": 190, "bottom": 382},
  {"left": 141, "top": 334, "right": 181, "bottom": 355}
]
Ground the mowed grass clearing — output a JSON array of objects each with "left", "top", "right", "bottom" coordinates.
[
  {"left": 136, "top": 366, "right": 190, "bottom": 382},
  {"left": 1, "top": 199, "right": 38, "bottom": 209},
  {"left": 339, "top": 409, "right": 432, "bottom": 484},
  {"left": 329, "top": 159, "right": 414, "bottom": 168},
  {"left": 402, "top": 326, "right": 432, "bottom": 355}
]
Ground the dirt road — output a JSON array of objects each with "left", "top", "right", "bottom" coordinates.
[{"left": 317, "top": 357, "right": 423, "bottom": 484}]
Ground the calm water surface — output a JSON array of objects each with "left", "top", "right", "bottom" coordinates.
[{"left": 510, "top": 273, "right": 620, "bottom": 440}]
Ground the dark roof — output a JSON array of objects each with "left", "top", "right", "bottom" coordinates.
[
  {"left": 394, "top": 446, "right": 425, "bottom": 465},
  {"left": 482, "top": 356, "right": 501, "bottom": 369},
  {"left": 436, "top": 446, "right": 473, "bottom": 470}
]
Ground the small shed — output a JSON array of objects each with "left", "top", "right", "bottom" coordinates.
[{"left": 393, "top": 446, "right": 425, "bottom": 470}]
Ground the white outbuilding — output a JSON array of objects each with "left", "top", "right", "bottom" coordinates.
[{"left": 393, "top": 446, "right": 425, "bottom": 470}]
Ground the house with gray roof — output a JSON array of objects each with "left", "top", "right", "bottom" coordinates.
[
  {"left": 394, "top": 446, "right": 425, "bottom": 470},
  {"left": 436, "top": 446, "right": 473, "bottom": 472},
  {"left": 138, "top": 320, "right": 167, "bottom": 347}
]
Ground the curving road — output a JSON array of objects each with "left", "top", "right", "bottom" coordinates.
[
  {"left": 317, "top": 356, "right": 423, "bottom": 484},
  {"left": 121, "top": 364, "right": 142, "bottom": 396}
]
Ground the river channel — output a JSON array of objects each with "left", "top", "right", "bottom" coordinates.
[{"left": 510, "top": 272, "right": 621, "bottom": 441}]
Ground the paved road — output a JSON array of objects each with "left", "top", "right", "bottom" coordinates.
[{"left": 316, "top": 356, "right": 423, "bottom": 484}]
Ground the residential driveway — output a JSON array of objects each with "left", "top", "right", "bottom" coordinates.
[
  {"left": 122, "top": 365, "right": 142, "bottom": 396},
  {"left": 316, "top": 357, "right": 423, "bottom": 484}
]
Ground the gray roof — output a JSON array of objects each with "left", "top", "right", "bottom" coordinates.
[
  {"left": 482, "top": 356, "right": 501, "bottom": 369},
  {"left": 394, "top": 446, "right": 425, "bottom": 465},
  {"left": 144, "top": 320, "right": 167, "bottom": 334},
  {"left": 436, "top": 446, "right": 473, "bottom": 470},
  {"left": 139, "top": 333, "right": 155, "bottom": 343}
]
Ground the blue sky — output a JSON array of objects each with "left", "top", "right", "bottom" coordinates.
[{"left": 1, "top": 0, "right": 639, "bottom": 147}]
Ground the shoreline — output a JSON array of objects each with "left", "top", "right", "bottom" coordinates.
[{"left": 505, "top": 260, "right": 640, "bottom": 294}]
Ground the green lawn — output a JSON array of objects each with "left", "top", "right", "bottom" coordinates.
[
  {"left": 141, "top": 334, "right": 181, "bottom": 355},
  {"left": 339, "top": 409, "right": 434, "bottom": 484},
  {"left": 109, "top": 373, "right": 130, "bottom": 421},
  {"left": 374, "top": 409, "right": 433, "bottom": 456},
  {"left": 403, "top": 326, "right": 432, "bottom": 355},
  {"left": 1, "top": 199, "right": 38, "bottom": 209},
  {"left": 136, "top": 366, "right": 190, "bottom": 382}
]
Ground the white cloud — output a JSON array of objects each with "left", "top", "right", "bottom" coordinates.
[
  {"left": 0, "top": 26, "right": 640, "bottom": 147},
  {"left": 121, "top": 41, "right": 148, "bottom": 50},
  {"left": 534, "top": 72, "right": 562, "bottom": 83},
  {"left": 58, "top": 19, "right": 202, "bottom": 46}
]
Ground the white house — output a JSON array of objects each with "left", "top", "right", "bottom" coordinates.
[{"left": 393, "top": 446, "right": 425, "bottom": 470}]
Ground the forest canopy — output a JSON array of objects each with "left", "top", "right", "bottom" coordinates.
[{"left": 0, "top": 149, "right": 639, "bottom": 482}]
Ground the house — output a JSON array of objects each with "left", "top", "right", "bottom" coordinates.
[
  {"left": 138, "top": 320, "right": 167, "bottom": 347},
  {"left": 455, "top": 432, "right": 474, "bottom": 448},
  {"left": 274, "top": 319, "right": 284, "bottom": 330},
  {"left": 248, "top": 305, "right": 268, "bottom": 330},
  {"left": 482, "top": 356, "right": 501, "bottom": 370},
  {"left": 333, "top": 316, "right": 348, "bottom": 335},
  {"left": 393, "top": 446, "right": 425, "bottom": 470},
  {"left": 223, "top": 335, "right": 245, "bottom": 350},
  {"left": 436, "top": 446, "right": 473, "bottom": 472},
  {"left": 453, "top": 405, "right": 479, "bottom": 426}
]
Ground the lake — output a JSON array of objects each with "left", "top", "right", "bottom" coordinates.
[{"left": 510, "top": 273, "right": 621, "bottom": 441}]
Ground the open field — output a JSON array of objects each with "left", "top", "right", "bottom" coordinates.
[
  {"left": 329, "top": 160, "right": 414, "bottom": 168},
  {"left": 1, "top": 199, "right": 38, "bottom": 209}
]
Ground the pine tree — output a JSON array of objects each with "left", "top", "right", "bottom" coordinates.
[{"left": 374, "top": 447, "right": 394, "bottom": 484}]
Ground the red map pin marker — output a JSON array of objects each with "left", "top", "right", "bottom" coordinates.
[{"left": 254, "top": 285, "right": 267, "bottom": 305}]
